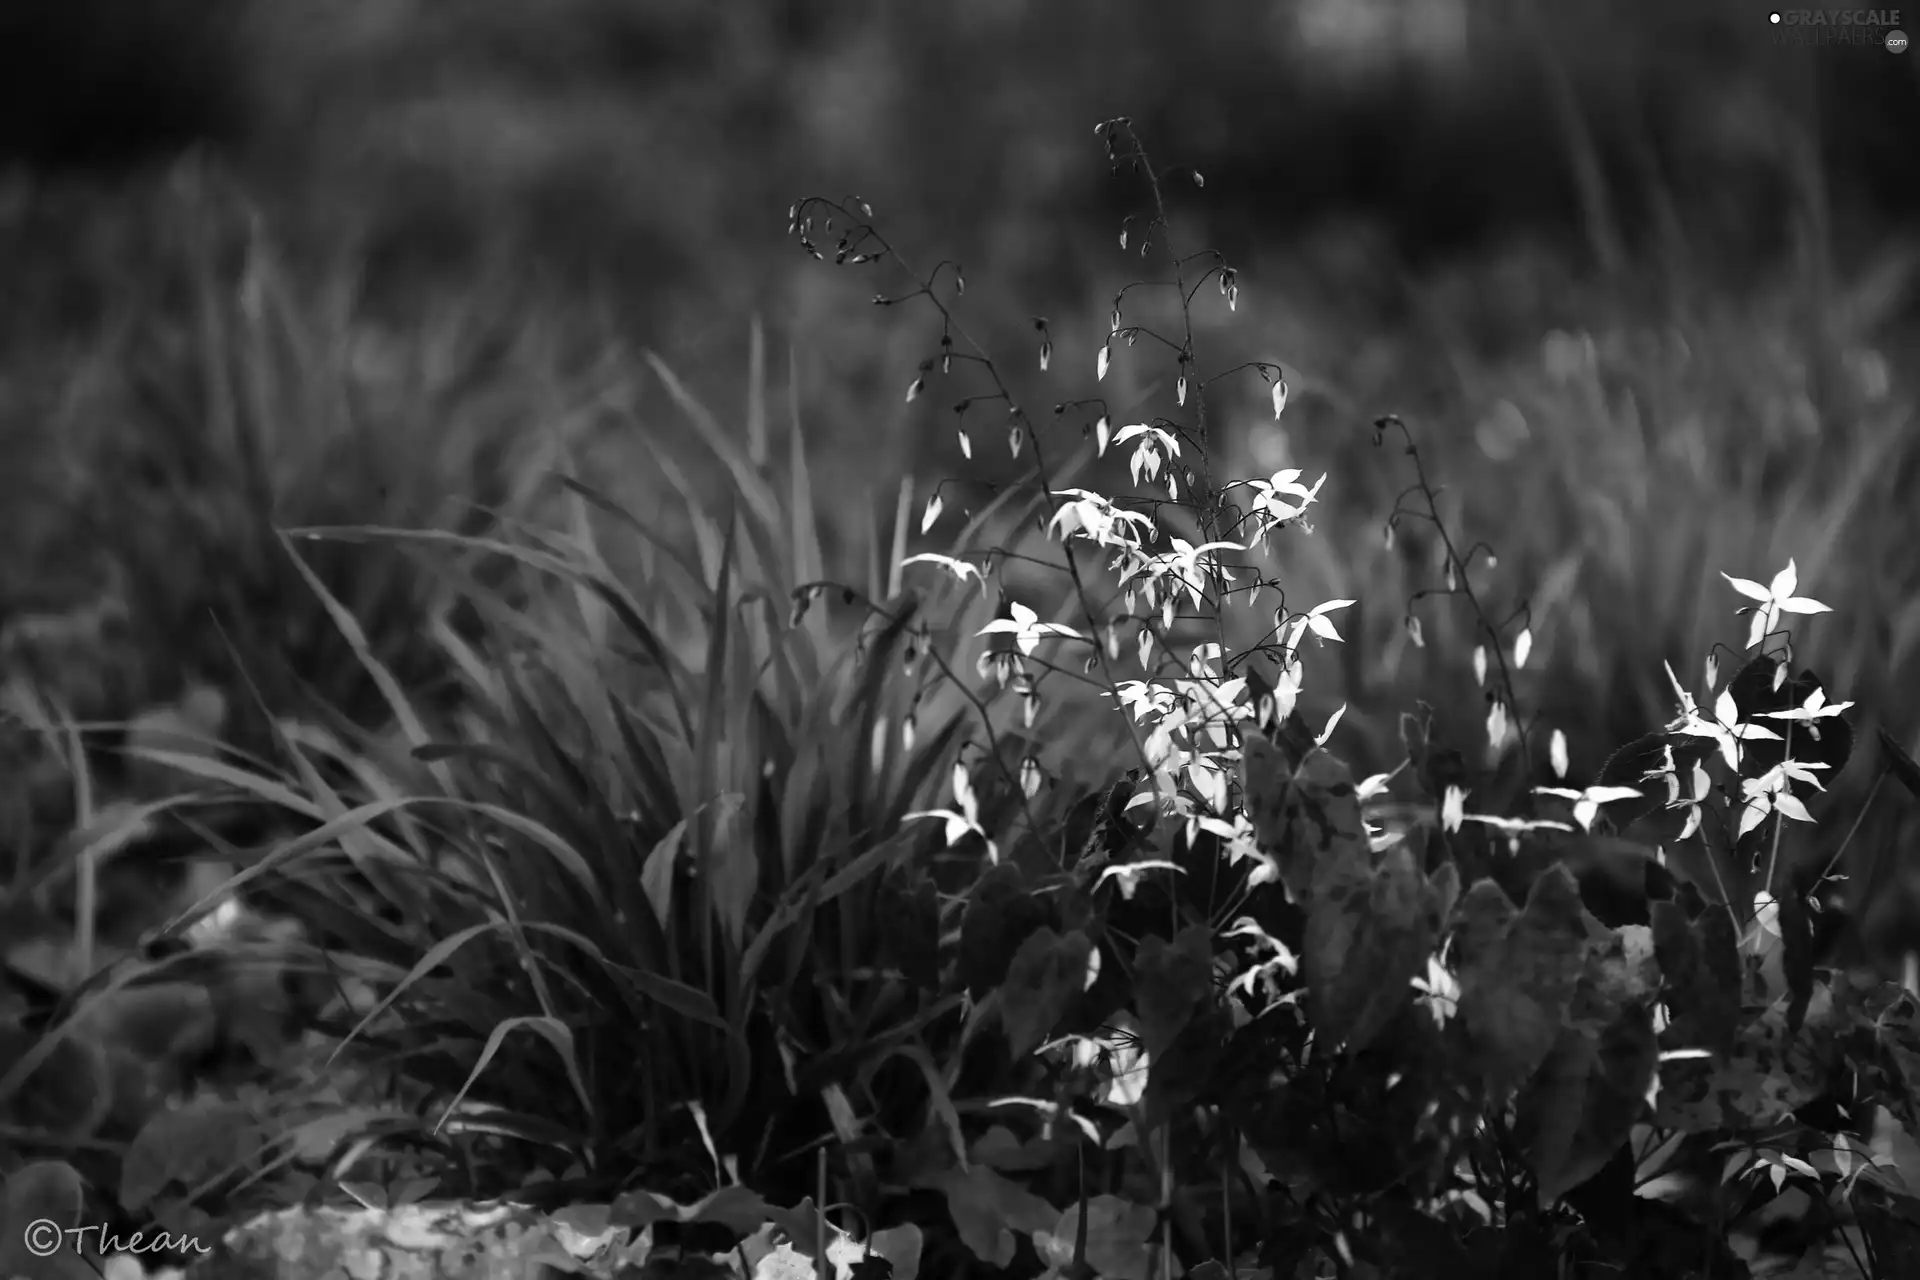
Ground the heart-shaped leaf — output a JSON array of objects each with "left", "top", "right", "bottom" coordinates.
[
  {"left": 1455, "top": 865, "right": 1593, "bottom": 1092},
  {"left": 1132, "top": 924, "right": 1213, "bottom": 1062},
  {"left": 998, "top": 928, "right": 1094, "bottom": 1059},
  {"left": 1304, "top": 842, "right": 1442, "bottom": 1054},
  {"left": 1518, "top": 1005, "right": 1658, "bottom": 1206}
]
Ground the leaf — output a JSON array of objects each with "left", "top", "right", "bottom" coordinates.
[
  {"left": 1593, "top": 730, "right": 1708, "bottom": 832},
  {"left": 73, "top": 981, "right": 219, "bottom": 1063},
  {"left": 1132, "top": 924, "right": 1214, "bottom": 1062},
  {"left": 877, "top": 875, "right": 942, "bottom": 991},
  {"left": 866, "top": 1224, "right": 923, "bottom": 1280},
  {"left": 0, "top": 1161, "right": 92, "bottom": 1280},
  {"left": 280, "top": 1107, "right": 396, "bottom": 1161},
  {"left": 703, "top": 791, "right": 756, "bottom": 952},
  {"left": 389, "top": 1177, "right": 439, "bottom": 1207},
  {"left": 275, "top": 532, "right": 438, "bottom": 769},
  {"left": 1780, "top": 888, "right": 1816, "bottom": 1033},
  {"left": 121, "top": 1097, "right": 258, "bottom": 1210},
  {"left": 1429, "top": 860, "right": 1462, "bottom": 924},
  {"left": 1304, "top": 842, "right": 1442, "bottom": 1055},
  {"left": 1566, "top": 924, "right": 1659, "bottom": 1033},
  {"left": 958, "top": 861, "right": 1050, "bottom": 1000},
  {"left": 1519, "top": 921, "right": 1664, "bottom": 1203},
  {"left": 337, "top": 1180, "right": 387, "bottom": 1210},
  {"left": 969, "top": 1125, "right": 1055, "bottom": 1172},
  {"left": 998, "top": 928, "right": 1094, "bottom": 1059},
  {"left": 1518, "top": 1005, "right": 1659, "bottom": 1206},
  {"left": 1551, "top": 833, "right": 1666, "bottom": 927},
  {"left": 1454, "top": 878, "right": 1520, "bottom": 967},
  {"left": 1851, "top": 1181, "right": 1920, "bottom": 1277},
  {"left": 1880, "top": 1034, "right": 1920, "bottom": 1151},
  {"left": 1455, "top": 866, "right": 1593, "bottom": 1092},
  {"left": 1883, "top": 728, "right": 1920, "bottom": 802},
  {"left": 756, "top": 1197, "right": 835, "bottom": 1270},
  {"left": 0, "top": 1159, "right": 84, "bottom": 1229},
  {"left": 1240, "top": 737, "right": 1370, "bottom": 903},
  {"left": 928, "top": 1166, "right": 1058, "bottom": 1269},
  {"left": 640, "top": 819, "right": 690, "bottom": 930},
  {"left": 445, "top": 1016, "right": 593, "bottom": 1135},
  {"left": 1654, "top": 999, "right": 1831, "bottom": 1132},
  {"left": 1651, "top": 901, "right": 1741, "bottom": 1056},
  {"left": 1037, "top": 1195, "right": 1160, "bottom": 1280},
  {"left": 1723, "top": 657, "right": 1855, "bottom": 801},
  {"left": 612, "top": 1185, "right": 772, "bottom": 1236}
]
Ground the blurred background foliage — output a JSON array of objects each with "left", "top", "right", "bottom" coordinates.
[{"left": 2, "top": 0, "right": 1917, "bottom": 918}]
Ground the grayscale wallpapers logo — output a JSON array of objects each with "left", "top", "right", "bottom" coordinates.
[{"left": 1769, "top": 9, "right": 1909, "bottom": 49}]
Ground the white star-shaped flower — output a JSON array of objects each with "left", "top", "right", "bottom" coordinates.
[{"left": 1720, "top": 560, "right": 1831, "bottom": 649}]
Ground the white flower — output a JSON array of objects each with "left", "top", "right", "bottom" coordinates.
[
  {"left": 1756, "top": 685, "right": 1854, "bottom": 742},
  {"left": 978, "top": 601, "right": 1084, "bottom": 657},
  {"left": 1720, "top": 560, "right": 1831, "bottom": 650},
  {"left": 905, "top": 762, "right": 998, "bottom": 862},
  {"left": 900, "top": 552, "right": 983, "bottom": 586},
  {"left": 1534, "top": 784, "right": 1644, "bottom": 832},
  {"left": 1672, "top": 688, "right": 1783, "bottom": 773}
]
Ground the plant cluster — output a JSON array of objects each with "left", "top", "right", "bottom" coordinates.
[
  {"left": 765, "top": 118, "right": 1920, "bottom": 1277},
  {"left": 5, "top": 119, "right": 1920, "bottom": 1280}
]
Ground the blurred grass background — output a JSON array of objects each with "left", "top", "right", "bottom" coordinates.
[{"left": 2, "top": 0, "right": 1916, "bottom": 874}]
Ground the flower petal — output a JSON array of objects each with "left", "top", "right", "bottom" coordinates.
[{"left": 1770, "top": 561, "right": 1798, "bottom": 601}]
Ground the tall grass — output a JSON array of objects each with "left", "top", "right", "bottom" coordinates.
[
  {"left": 117, "top": 330, "right": 1056, "bottom": 1203},
  {"left": 0, "top": 166, "right": 606, "bottom": 735}
]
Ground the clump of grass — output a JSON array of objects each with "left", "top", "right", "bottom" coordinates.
[{"left": 121, "top": 326, "right": 1003, "bottom": 1205}]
